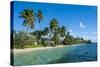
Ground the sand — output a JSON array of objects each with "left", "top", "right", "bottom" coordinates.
[{"left": 12, "top": 45, "right": 66, "bottom": 54}]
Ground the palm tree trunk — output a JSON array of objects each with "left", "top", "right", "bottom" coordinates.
[{"left": 39, "top": 22, "right": 41, "bottom": 45}]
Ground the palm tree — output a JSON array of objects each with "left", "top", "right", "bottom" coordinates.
[
  {"left": 36, "top": 9, "right": 43, "bottom": 32},
  {"left": 57, "top": 26, "right": 66, "bottom": 44},
  {"left": 43, "top": 27, "right": 49, "bottom": 35},
  {"left": 19, "top": 8, "right": 35, "bottom": 32},
  {"left": 36, "top": 9, "right": 43, "bottom": 44},
  {"left": 60, "top": 26, "right": 66, "bottom": 37},
  {"left": 50, "top": 19, "right": 59, "bottom": 45},
  {"left": 50, "top": 19, "right": 58, "bottom": 34}
]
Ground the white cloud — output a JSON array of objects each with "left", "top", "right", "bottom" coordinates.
[
  {"left": 82, "top": 32, "right": 97, "bottom": 35},
  {"left": 80, "top": 22, "right": 85, "bottom": 29},
  {"left": 91, "top": 32, "right": 97, "bottom": 35}
]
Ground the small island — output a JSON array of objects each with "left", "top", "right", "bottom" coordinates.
[
  {"left": 12, "top": 9, "right": 93, "bottom": 49},
  {"left": 11, "top": 1, "right": 97, "bottom": 66}
]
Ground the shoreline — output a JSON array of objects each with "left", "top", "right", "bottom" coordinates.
[
  {"left": 12, "top": 43, "right": 93, "bottom": 54},
  {"left": 12, "top": 43, "right": 97, "bottom": 66},
  {"left": 12, "top": 45, "right": 66, "bottom": 54}
]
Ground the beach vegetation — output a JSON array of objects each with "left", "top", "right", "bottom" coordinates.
[{"left": 13, "top": 8, "right": 92, "bottom": 49}]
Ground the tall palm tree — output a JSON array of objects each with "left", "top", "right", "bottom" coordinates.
[
  {"left": 50, "top": 19, "right": 58, "bottom": 34},
  {"left": 19, "top": 8, "right": 35, "bottom": 32},
  {"left": 36, "top": 9, "right": 43, "bottom": 31},
  {"left": 36, "top": 9, "right": 43, "bottom": 44},
  {"left": 50, "top": 19, "right": 59, "bottom": 45}
]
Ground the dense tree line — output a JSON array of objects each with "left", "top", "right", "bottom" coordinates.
[{"left": 13, "top": 8, "right": 92, "bottom": 49}]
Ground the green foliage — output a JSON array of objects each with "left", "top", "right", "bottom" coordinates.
[
  {"left": 36, "top": 9, "right": 43, "bottom": 23},
  {"left": 24, "top": 45, "right": 43, "bottom": 48},
  {"left": 85, "top": 40, "right": 92, "bottom": 44},
  {"left": 19, "top": 9, "right": 35, "bottom": 29},
  {"left": 13, "top": 31, "right": 37, "bottom": 49},
  {"left": 60, "top": 26, "right": 66, "bottom": 37},
  {"left": 43, "top": 27, "right": 49, "bottom": 35},
  {"left": 13, "top": 8, "right": 93, "bottom": 49},
  {"left": 50, "top": 19, "right": 58, "bottom": 32},
  {"left": 36, "top": 9, "right": 44, "bottom": 45},
  {"left": 51, "top": 34, "right": 60, "bottom": 46},
  {"left": 63, "top": 33, "right": 73, "bottom": 45},
  {"left": 41, "top": 38, "right": 48, "bottom": 47}
]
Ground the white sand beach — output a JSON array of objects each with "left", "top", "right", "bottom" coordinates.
[{"left": 12, "top": 45, "right": 66, "bottom": 54}]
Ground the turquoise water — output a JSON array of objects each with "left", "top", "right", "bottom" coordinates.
[{"left": 13, "top": 43, "right": 97, "bottom": 66}]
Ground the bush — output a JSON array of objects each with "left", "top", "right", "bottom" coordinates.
[
  {"left": 13, "top": 31, "right": 37, "bottom": 49},
  {"left": 63, "top": 37, "right": 72, "bottom": 45}
]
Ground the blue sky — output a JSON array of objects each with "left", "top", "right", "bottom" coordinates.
[{"left": 12, "top": 1, "right": 97, "bottom": 42}]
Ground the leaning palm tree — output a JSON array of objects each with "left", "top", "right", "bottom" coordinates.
[
  {"left": 19, "top": 8, "right": 35, "bottom": 32},
  {"left": 36, "top": 9, "right": 43, "bottom": 44}
]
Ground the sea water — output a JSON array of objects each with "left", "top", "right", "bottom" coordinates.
[{"left": 13, "top": 43, "right": 97, "bottom": 66}]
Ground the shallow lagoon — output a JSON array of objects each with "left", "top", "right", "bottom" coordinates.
[{"left": 13, "top": 43, "right": 97, "bottom": 66}]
